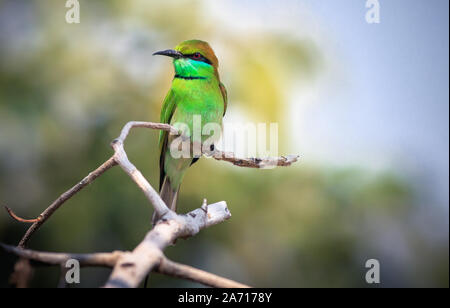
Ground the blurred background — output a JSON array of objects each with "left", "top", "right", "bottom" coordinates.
[{"left": 0, "top": 0, "right": 448, "bottom": 287}]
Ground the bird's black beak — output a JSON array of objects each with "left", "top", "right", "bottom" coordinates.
[{"left": 152, "top": 49, "right": 183, "bottom": 58}]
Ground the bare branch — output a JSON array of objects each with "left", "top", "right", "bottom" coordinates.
[
  {"left": 0, "top": 243, "right": 121, "bottom": 267},
  {"left": 209, "top": 150, "right": 299, "bottom": 169},
  {"left": 6, "top": 121, "right": 298, "bottom": 248},
  {"left": 6, "top": 122, "right": 177, "bottom": 248},
  {"left": 109, "top": 121, "right": 183, "bottom": 219},
  {"left": 2, "top": 120, "right": 298, "bottom": 288},
  {"left": 14, "top": 157, "right": 118, "bottom": 248},
  {"left": 104, "top": 201, "right": 231, "bottom": 288},
  {"left": 157, "top": 257, "right": 250, "bottom": 288},
  {"left": 4, "top": 206, "right": 41, "bottom": 223},
  {"left": 1, "top": 204, "right": 247, "bottom": 290},
  {"left": 116, "top": 121, "right": 179, "bottom": 141},
  {"left": 111, "top": 143, "right": 170, "bottom": 220}
]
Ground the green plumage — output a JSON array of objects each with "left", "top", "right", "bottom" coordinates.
[{"left": 153, "top": 40, "right": 227, "bottom": 223}]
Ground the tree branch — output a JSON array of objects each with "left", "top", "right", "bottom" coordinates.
[
  {"left": 104, "top": 200, "right": 232, "bottom": 288},
  {"left": 1, "top": 204, "right": 249, "bottom": 290},
  {"left": 3, "top": 120, "right": 298, "bottom": 288},
  {"left": 157, "top": 257, "right": 249, "bottom": 288},
  {"left": 12, "top": 157, "right": 117, "bottom": 248},
  {"left": 6, "top": 121, "right": 298, "bottom": 248},
  {"left": 0, "top": 243, "right": 121, "bottom": 267},
  {"left": 209, "top": 150, "right": 299, "bottom": 168}
]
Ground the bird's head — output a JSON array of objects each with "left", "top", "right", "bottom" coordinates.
[{"left": 153, "top": 40, "right": 219, "bottom": 80}]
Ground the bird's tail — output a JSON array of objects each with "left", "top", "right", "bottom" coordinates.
[{"left": 152, "top": 176, "right": 179, "bottom": 225}]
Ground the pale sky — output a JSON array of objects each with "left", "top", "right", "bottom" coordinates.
[{"left": 208, "top": 0, "right": 449, "bottom": 207}]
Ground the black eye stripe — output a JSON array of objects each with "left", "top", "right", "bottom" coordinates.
[{"left": 183, "top": 53, "right": 212, "bottom": 65}]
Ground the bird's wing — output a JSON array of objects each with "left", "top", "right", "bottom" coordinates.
[
  {"left": 191, "top": 82, "right": 227, "bottom": 167},
  {"left": 159, "top": 88, "right": 177, "bottom": 190},
  {"left": 220, "top": 82, "right": 228, "bottom": 116},
  {"left": 162, "top": 82, "right": 227, "bottom": 172}
]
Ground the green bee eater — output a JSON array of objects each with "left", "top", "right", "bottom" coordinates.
[{"left": 152, "top": 40, "right": 227, "bottom": 223}]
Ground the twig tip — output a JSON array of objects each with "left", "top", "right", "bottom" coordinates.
[{"left": 4, "top": 206, "right": 39, "bottom": 224}]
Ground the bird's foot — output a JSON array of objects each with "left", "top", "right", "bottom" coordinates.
[{"left": 201, "top": 199, "right": 208, "bottom": 214}]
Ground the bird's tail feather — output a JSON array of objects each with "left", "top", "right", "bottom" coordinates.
[{"left": 152, "top": 176, "right": 179, "bottom": 225}]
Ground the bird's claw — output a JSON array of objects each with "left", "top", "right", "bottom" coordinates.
[{"left": 201, "top": 199, "right": 208, "bottom": 213}]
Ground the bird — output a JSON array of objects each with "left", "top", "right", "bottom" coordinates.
[{"left": 152, "top": 40, "right": 227, "bottom": 224}]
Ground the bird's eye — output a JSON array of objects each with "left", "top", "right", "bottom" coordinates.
[{"left": 192, "top": 53, "right": 201, "bottom": 60}]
